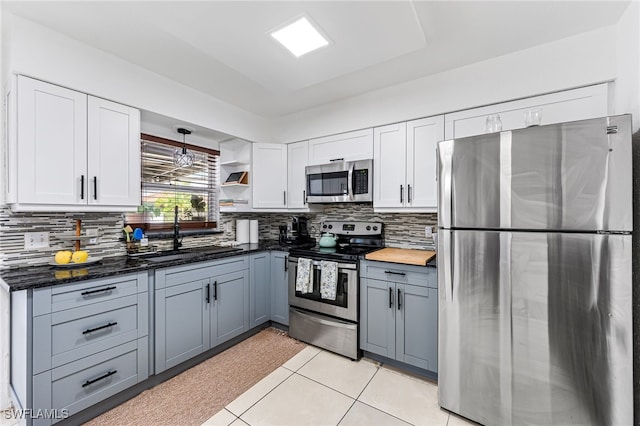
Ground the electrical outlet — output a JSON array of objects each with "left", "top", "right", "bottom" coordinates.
[{"left": 24, "top": 232, "right": 49, "bottom": 250}]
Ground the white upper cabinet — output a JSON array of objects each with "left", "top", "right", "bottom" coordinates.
[
  {"left": 444, "top": 83, "right": 610, "bottom": 140},
  {"left": 87, "top": 97, "right": 140, "bottom": 207},
  {"left": 308, "top": 128, "right": 374, "bottom": 165},
  {"left": 9, "top": 76, "right": 141, "bottom": 211},
  {"left": 252, "top": 143, "right": 287, "bottom": 209},
  {"left": 374, "top": 116, "right": 444, "bottom": 212},
  {"left": 286, "top": 140, "right": 309, "bottom": 209}
]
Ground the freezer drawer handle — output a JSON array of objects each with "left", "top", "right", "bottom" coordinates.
[
  {"left": 82, "top": 321, "right": 118, "bottom": 335},
  {"left": 389, "top": 287, "right": 393, "bottom": 308},
  {"left": 397, "top": 289, "right": 402, "bottom": 310},
  {"left": 81, "top": 286, "right": 117, "bottom": 296},
  {"left": 82, "top": 370, "right": 117, "bottom": 387},
  {"left": 384, "top": 271, "right": 406, "bottom": 276}
]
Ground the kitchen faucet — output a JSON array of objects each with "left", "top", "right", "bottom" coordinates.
[{"left": 173, "top": 205, "right": 182, "bottom": 251}]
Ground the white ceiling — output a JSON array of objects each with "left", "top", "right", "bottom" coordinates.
[{"left": 2, "top": 1, "right": 630, "bottom": 121}]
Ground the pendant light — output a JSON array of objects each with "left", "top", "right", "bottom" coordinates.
[{"left": 174, "top": 127, "right": 195, "bottom": 168}]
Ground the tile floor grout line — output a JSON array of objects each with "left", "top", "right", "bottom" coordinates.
[
  {"left": 354, "top": 399, "right": 418, "bottom": 426},
  {"left": 335, "top": 398, "right": 359, "bottom": 426},
  {"left": 354, "top": 364, "right": 381, "bottom": 401},
  {"left": 294, "top": 369, "right": 362, "bottom": 401},
  {"left": 231, "top": 368, "right": 295, "bottom": 421}
]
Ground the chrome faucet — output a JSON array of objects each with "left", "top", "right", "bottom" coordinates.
[{"left": 173, "top": 205, "right": 182, "bottom": 251}]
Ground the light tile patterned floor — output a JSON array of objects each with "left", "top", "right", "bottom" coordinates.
[{"left": 203, "top": 346, "right": 477, "bottom": 426}]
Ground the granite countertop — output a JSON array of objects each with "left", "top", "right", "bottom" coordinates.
[{"left": 1, "top": 240, "right": 296, "bottom": 292}]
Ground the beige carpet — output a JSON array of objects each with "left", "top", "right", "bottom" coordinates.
[{"left": 85, "top": 327, "right": 306, "bottom": 426}]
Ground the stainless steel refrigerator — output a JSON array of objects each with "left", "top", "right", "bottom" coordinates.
[{"left": 437, "top": 115, "right": 633, "bottom": 425}]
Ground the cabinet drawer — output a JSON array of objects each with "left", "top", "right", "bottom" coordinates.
[
  {"left": 45, "top": 340, "right": 140, "bottom": 423},
  {"left": 33, "top": 272, "right": 147, "bottom": 316},
  {"left": 361, "top": 261, "right": 436, "bottom": 288},
  {"left": 33, "top": 294, "right": 148, "bottom": 373},
  {"left": 159, "top": 255, "right": 248, "bottom": 289}
]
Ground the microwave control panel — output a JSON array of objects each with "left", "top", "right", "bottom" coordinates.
[{"left": 354, "top": 169, "right": 369, "bottom": 194}]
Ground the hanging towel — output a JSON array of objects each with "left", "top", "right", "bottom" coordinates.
[
  {"left": 295, "top": 258, "right": 313, "bottom": 293},
  {"left": 320, "top": 260, "right": 338, "bottom": 300}
]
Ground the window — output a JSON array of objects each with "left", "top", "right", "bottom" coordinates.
[{"left": 125, "top": 133, "right": 219, "bottom": 231}]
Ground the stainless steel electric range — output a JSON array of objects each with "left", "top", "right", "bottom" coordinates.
[{"left": 287, "top": 220, "right": 383, "bottom": 359}]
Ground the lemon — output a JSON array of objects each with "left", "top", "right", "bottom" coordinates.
[
  {"left": 54, "top": 250, "right": 73, "bottom": 264},
  {"left": 72, "top": 250, "right": 89, "bottom": 263}
]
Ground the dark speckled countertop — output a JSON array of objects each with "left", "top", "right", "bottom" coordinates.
[{"left": 1, "top": 240, "right": 297, "bottom": 292}]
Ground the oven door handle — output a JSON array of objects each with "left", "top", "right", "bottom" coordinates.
[{"left": 289, "top": 258, "right": 357, "bottom": 270}]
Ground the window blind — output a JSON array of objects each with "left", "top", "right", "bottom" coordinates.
[{"left": 125, "top": 136, "right": 219, "bottom": 229}]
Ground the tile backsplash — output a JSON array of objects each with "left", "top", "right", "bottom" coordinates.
[
  {"left": 0, "top": 204, "right": 437, "bottom": 269},
  {"left": 220, "top": 204, "right": 437, "bottom": 249},
  {"left": 0, "top": 207, "right": 126, "bottom": 269}
]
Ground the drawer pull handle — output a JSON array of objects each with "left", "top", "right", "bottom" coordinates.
[
  {"left": 83, "top": 321, "right": 118, "bottom": 335},
  {"left": 81, "top": 286, "right": 116, "bottom": 296},
  {"left": 384, "top": 271, "right": 406, "bottom": 276},
  {"left": 82, "top": 370, "right": 117, "bottom": 387}
]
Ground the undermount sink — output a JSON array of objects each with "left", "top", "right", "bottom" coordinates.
[{"left": 136, "top": 246, "right": 243, "bottom": 263}]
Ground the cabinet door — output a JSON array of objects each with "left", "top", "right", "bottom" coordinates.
[
  {"left": 252, "top": 143, "right": 287, "bottom": 208},
  {"left": 308, "top": 128, "right": 374, "bottom": 165},
  {"left": 87, "top": 97, "right": 141, "bottom": 207},
  {"left": 249, "top": 252, "right": 271, "bottom": 328},
  {"left": 444, "top": 84, "right": 609, "bottom": 139},
  {"left": 396, "top": 284, "right": 438, "bottom": 372},
  {"left": 210, "top": 270, "right": 250, "bottom": 347},
  {"left": 287, "top": 141, "right": 309, "bottom": 209},
  {"left": 373, "top": 123, "right": 407, "bottom": 208},
  {"left": 406, "top": 116, "right": 444, "bottom": 209},
  {"left": 16, "top": 76, "right": 87, "bottom": 205},
  {"left": 270, "top": 251, "right": 289, "bottom": 325},
  {"left": 155, "top": 280, "right": 208, "bottom": 373},
  {"left": 359, "top": 278, "right": 395, "bottom": 358}
]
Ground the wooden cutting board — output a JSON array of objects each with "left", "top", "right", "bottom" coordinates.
[{"left": 365, "top": 247, "right": 436, "bottom": 266}]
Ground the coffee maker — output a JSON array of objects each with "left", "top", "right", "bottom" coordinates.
[{"left": 279, "top": 216, "right": 314, "bottom": 246}]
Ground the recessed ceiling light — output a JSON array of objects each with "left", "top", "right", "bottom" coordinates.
[{"left": 270, "top": 16, "right": 329, "bottom": 58}]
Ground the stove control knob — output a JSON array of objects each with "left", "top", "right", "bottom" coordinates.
[
  {"left": 373, "top": 226, "right": 378, "bottom": 231},
  {"left": 322, "top": 224, "right": 327, "bottom": 229},
  {"left": 328, "top": 225, "right": 333, "bottom": 229},
  {"left": 366, "top": 226, "right": 371, "bottom": 231}
]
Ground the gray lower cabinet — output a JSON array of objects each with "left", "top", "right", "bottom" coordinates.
[
  {"left": 249, "top": 252, "right": 271, "bottom": 328},
  {"left": 155, "top": 255, "right": 250, "bottom": 373},
  {"left": 360, "top": 260, "right": 438, "bottom": 372},
  {"left": 11, "top": 272, "right": 149, "bottom": 425},
  {"left": 270, "top": 251, "right": 289, "bottom": 325}
]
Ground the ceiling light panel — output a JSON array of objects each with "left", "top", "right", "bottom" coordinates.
[{"left": 270, "top": 16, "right": 329, "bottom": 58}]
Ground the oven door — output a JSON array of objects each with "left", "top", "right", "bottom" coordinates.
[{"left": 288, "top": 257, "right": 358, "bottom": 322}]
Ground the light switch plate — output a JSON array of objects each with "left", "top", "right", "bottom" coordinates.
[{"left": 24, "top": 232, "right": 49, "bottom": 250}]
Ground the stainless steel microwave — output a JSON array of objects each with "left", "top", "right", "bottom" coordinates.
[{"left": 305, "top": 159, "right": 373, "bottom": 203}]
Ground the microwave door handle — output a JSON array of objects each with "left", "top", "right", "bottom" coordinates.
[{"left": 348, "top": 162, "right": 355, "bottom": 201}]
